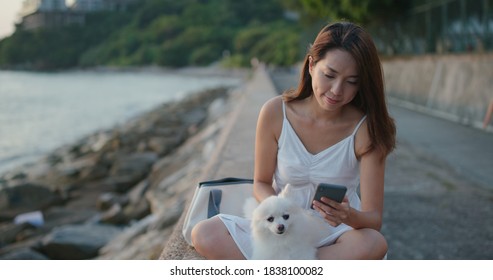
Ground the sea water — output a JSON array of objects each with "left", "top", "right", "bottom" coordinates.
[{"left": 0, "top": 69, "right": 239, "bottom": 174}]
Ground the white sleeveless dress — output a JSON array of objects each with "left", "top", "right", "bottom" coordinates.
[{"left": 218, "top": 101, "right": 367, "bottom": 259}]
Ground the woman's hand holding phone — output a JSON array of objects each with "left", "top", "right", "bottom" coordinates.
[
  {"left": 312, "top": 196, "right": 350, "bottom": 227},
  {"left": 311, "top": 183, "right": 351, "bottom": 227}
]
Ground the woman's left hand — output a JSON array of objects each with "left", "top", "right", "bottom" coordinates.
[{"left": 312, "top": 196, "right": 350, "bottom": 227}]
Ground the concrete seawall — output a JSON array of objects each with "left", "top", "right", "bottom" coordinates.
[{"left": 383, "top": 53, "right": 493, "bottom": 130}]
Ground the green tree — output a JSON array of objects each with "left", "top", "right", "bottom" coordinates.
[{"left": 0, "top": 0, "right": 304, "bottom": 69}]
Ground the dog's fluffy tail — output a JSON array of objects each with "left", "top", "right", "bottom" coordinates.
[{"left": 242, "top": 197, "right": 259, "bottom": 219}]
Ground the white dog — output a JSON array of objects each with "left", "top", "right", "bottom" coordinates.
[{"left": 248, "top": 196, "right": 325, "bottom": 260}]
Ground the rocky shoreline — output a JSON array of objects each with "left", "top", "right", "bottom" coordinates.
[{"left": 0, "top": 82, "right": 245, "bottom": 259}]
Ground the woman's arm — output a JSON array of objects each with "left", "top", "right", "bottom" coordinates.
[
  {"left": 312, "top": 120, "right": 386, "bottom": 230},
  {"left": 253, "top": 96, "right": 283, "bottom": 202},
  {"left": 346, "top": 148, "right": 386, "bottom": 230},
  {"left": 347, "top": 120, "right": 386, "bottom": 230}
]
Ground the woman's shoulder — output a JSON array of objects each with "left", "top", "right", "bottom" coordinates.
[
  {"left": 258, "top": 96, "right": 284, "bottom": 137},
  {"left": 260, "top": 95, "right": 284, "bottom": 118}
]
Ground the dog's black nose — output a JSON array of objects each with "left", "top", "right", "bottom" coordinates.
[{"left": 277, "top": 224, "right": 285, "bottom": 234}]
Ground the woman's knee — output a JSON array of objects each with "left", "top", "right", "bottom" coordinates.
[
  {"left": 337, "top": 228, "right": 388, "bottom": 259},
  {"left": 191, "top": 217, "right": 223, "bottom": 254},
  {"left": 362, "top": 228, "right": 388, "bottom": 259},
  {"left": 191, "top": 220, "right": 211, "bottom": 249}
]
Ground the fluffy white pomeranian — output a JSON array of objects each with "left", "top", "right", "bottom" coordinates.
[{"left": 246, "top": 196, "right": 325, "bottom": 260}]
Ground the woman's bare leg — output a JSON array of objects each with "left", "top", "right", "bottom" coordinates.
[
  {"left": 483, "top": 100, "right": 493, "bottom": 129},
  {"left": 317, "top": 228, "right": 388, "bottom": 260},
  {"left": 191, "top": 216, "right": 246, "bottom": 260}
]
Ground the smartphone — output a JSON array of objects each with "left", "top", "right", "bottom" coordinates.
[{"left": 311, "top": 183, "right": 347, "bottom": 209}]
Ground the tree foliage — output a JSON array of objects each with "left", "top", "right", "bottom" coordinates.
[
  {"left": 0, "top": 0, "right": 300, "bottom": 70},
  {"left": 0, "top": 0, "right": 413, "bottom": 70}
]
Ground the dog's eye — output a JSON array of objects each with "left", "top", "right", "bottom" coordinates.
[
  {"left": 267, "top": 216, "right": 274, "bottom": 222},
  {"left": 282, "top": 214, "right": 290, "bottom": 220}
]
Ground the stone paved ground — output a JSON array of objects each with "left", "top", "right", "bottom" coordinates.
[{"left": 383, "top": 138, "right": 493, "bottom": 259}]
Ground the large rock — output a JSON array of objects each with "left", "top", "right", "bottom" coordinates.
[
  {"left": 0, "top": 248, "right": 49, "bottom": 260},
  {"left": 110, "top": 153, "right": 158, "bottom": 176},
  {"left": 39, "top": 224, "right": 121, "bottom": 259},
  {"left": 0, "top": 182, "right": 60, "bottom": 218},
  {"left": 0, "top": 222, "right": 34, "bottom": 247},
  {"left": 107, "top": 153, "right": 158, "bottom": 192},
  {"left": 96, "top": 192, "right": 128, "bottom": 211},
  {"left": 42, "top": 207, "right": 98, "bottom": 229},
  {"left": 97, "top": 214, "right": 157, "bottom": 259}
]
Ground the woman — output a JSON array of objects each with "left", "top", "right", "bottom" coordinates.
[
  {"left": 192, "top": 22, "right": 396, "bottom": 259},
  {"left": 483, "top": 98, "right": 493, "bottom": 129}
]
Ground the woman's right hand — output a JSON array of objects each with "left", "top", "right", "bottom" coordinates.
[{"left": 312, "top": 196, "right": 351, "bottom": 227}]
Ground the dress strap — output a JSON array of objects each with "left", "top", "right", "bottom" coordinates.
[
  {"left": 282, "top": 100, "right": 287, "bottom": 120},
  {"left": 351, "top": 115, "right": 367, "bottom": 136}
]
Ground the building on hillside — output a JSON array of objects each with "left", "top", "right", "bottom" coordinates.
[
  {"left": 67, "top": 0, "right": 139, "bottom": 12},
  {"left": 21, "top": 11, "right": 85, "bottom": 31},
  {"left": 18, "top": 0, "right": 139, "bottom": 31},
  {"left": 19, "top": 0, "right": 84, "bottom": 31},
  {"left": 66, "top": 0, "right": 105, "bottom": 12},
  {"left": 19, "top": 0, "right": 68, "bottom": 17}
]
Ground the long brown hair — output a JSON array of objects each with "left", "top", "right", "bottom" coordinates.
[{"left": 283, "top": 22, "right": 396, "bottom": 157}]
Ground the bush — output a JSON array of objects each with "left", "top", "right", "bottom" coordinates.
[
  {"left": 220, "top": 54, "right": 249, "bottom": 68},
  {"left": 189, "top": 44, "right": 222, "bottom": 65},
  {"left": 234, "top": 27, "right": 271, "bottom": 53}
]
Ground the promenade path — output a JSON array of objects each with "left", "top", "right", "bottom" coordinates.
[{"left": 161, "top": 66, "right": 493, "bottom": 260}]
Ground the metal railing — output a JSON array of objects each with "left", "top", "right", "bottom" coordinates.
[{"left": 372, "top": 0, "right": 493, "bottom": 55}]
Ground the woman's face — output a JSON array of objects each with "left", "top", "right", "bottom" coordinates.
[{"left": 309, "top": 49, "right": 359, "bottom": 112}]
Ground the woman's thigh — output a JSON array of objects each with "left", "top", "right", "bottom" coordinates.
[
  {"left": 317, "top": 228, "right": 388, "bottom": 260},
  {"left": 191, "top": 216, "right": 245, "bottom": 260}
]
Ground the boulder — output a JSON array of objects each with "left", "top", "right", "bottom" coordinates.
[
  {"left": 118, "top": 180, "right": 150, "bottom": 223},
  {"left": 0, "top": 182, "right": 60, "bottom": 218},
  {"left": 97, "top": 214, "right": 157, "bottom": 258},
  {"left": 39, "top": 224, "right": 121, "bottom": 259},
  {"left": 99, "top": 204, "right": 126, "bottom": 225},
  {"left": 99, "top": 175, "right": 142, "bottom": 193},
  {"left": 181, "top": 107, "right": 207, "bottom": 127},
  {"left": 97, "top": 153, "right": 158, "bottom": 193},
  {"left": 122, "top": 199, "right": 150, "bottom": 222},
  {"left": 147, "top": 199, "right": 185, "bottom": 231},
  {"left": 96, "top": 192, "right": 128, "bottom": 211},
  {"left": 0, "top": 248, "right": 49, "bottom": 260},
  {"left": 0, "top": 222, "right": 34, "bottom": 247},
  {"left": 42, "top": 207, "right": 98, "bottom": 229}
]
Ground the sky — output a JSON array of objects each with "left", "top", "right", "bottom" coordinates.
[{"left": 0, "top": 1, "right": 25, "bottom": 39}]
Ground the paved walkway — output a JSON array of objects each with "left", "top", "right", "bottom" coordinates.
[
  {"left": 161, "top": 65, "right": 493, "bottom": 260},
  {"left": 206, "top": 65, "right": 277, "bottom": 180},
  {"left": 388, "top": 101, "right": 493, "bottom": 190}
]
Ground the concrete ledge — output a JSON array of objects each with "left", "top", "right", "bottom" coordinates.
[
  {"left": 159, "top": 65, "right": 278, "bottom": 259},
  {"left": 383, "top": 53, "right": 493, "bottom": 130}
]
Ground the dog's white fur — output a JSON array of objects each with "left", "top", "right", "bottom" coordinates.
[{"left": 247, "top": 196, "right": 325, "bottom": 260}]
